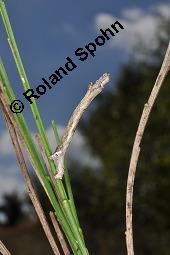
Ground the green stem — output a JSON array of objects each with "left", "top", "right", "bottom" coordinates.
[
  {"left": 0, "top": 1, "right": 89, "bottom": 253},
  {"left": 0, "top": 0, "right": 67, "bottom": 199},
  {"left": 51, "top": 120, "right": 86, "bottom": 244},
  {"left": 0, "top": 59, "right": 81, "bottom": 254}
]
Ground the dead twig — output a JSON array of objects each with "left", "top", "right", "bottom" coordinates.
[
  {"left": 0, "top": 83, "right": 50, "bottom": 201},
  {"left": 50, "top": 73, "right": 110, "bottom": 179},
  {"left": 50, "top": 212, "right": 71, "bottom": 255},
  {"left": 0, "top": 241, "right": 11, "bottom": 255},
  {"left": 4, "top": 115, "right": 61, "bottom": 255},
  {"left": 35, "top": 133, "right": 63, "bottom": 202},
  {"left": 0, "top": 86, "right": 61, "bottom": 255},
  {"left": 126, "top": 41, "right": 170, "bottom": 255}
]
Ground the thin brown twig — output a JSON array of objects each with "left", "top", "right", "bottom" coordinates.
[
  {"left": 50, "top": 73, "right": 110, "bottom": 179},
  {"left": 0, "top": 84, "right": 50, "bottom": 201},
  {"left": 50, "top": 212, "right": 71, "bottom": 255},
  {"left": 0, "top": 85, "right": 61, "bottom": 255},
  {"left": 0, "top": 240, "right": 11, "bottom": 255},
  {"left": 126, "top": 41, "right": 170, "bottom": 255},
  {"left": 34, "top": 133, "right": 63, "bottom": 202},
  {"left": 3, "top": 114, "right": 61, "bottom": 255}
]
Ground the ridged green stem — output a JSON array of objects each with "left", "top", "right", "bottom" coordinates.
[
  {"left": 52, "top": 120, "right": 86, "bottom": 244},
  {"left": 0, "top": 1, "right": 89, "bottom": 254},
  {"left": 0, "top": 59, "right": 81, "bottom": 254}
]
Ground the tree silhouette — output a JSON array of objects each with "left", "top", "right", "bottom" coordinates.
[{"left": 1, "top": 192, "right": 23, "bottom": 226}]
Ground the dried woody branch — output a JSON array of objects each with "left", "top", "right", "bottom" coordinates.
[
  {"left": 50, "top": 73, "right": 110, "bottom": 179},
  {"left": 0, "top": 82, "right": 51, "bottom": 200},
  {"left": 35, "top": 133, "right": 71, "bottom": 254},
  {"left": 0, "top": 85, "right": 61, "bottom": 255},
  {"left": 34, "top": 134, "right": 64, "bottom": 205},
  {"left": 126, "top": 41, "right": 170, "bottom": 255},
  {"left": 50, "top": 212, "right": 71, "bottom": 255},
  {"left": 0, "top": 240, "right": 11, "bottom": 255}
]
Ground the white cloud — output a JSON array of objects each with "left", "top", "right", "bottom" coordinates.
[
  {"left": 0, "top": 164, "right": 26, "bottom": 204},
  {"left": 0, "top": 124, "right": 102, "bottom": 169},
  {"left": 0, "top": 123, "right": 101, "bottom": 203},
  {"left": 0, "top": 130, "right": 14, "bottom": 156},
  {"left": 122, "top": 8, "right": 144, "bottom": 21},
  {"left": 0, "top": 131, "right": 26, "bottom": 203},
  {"left": 95, "top": 13, "right": 114, "bottom": 30},
  {"left": 154, "top": 4, "right": 170, "bottom": 19},
  {"left": 94, "top": 3, "right": 170, "bottom": 52}
]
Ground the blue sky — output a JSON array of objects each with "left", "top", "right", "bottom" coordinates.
[{"left": 0, "top": 0, "right": 169, "bottom": 202}]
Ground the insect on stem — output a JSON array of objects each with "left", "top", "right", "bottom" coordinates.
[{"left": 50, "top": 73, "right": 111, "bottom": 179}]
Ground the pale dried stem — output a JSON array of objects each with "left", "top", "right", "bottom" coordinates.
[
  {"left": 126, "top": 41, "right": 170, "bottom": 255},
  {"left": 0, "top": 240, "right": 11, "bottom": 255},
  {"left": 0, "top": 84, "right": 50, "bottom": 201},
  {"left": 0, "top": 85, "right": 61, "bottom": 255},
  {"left": 3, "top": 114, "right": 61, "bottom": 255},
  {"left": 35, "top": 133, "right": 63, "bottom": 202},
  {"left": 50, "top": 212, "right": 71, "bottom": 255},
  {"left": 50, "top": 73, "right": 110, "bottom": 179}
]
